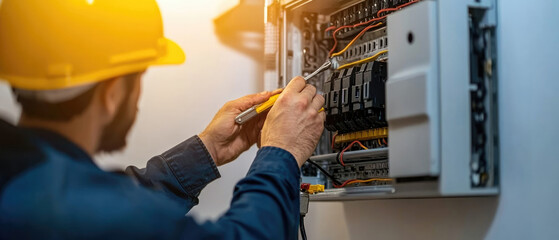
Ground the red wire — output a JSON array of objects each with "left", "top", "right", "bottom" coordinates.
[
  {"left": 376, "top": 0, "right": 419, "bottom": 18},
  {"left": 329, "top": 16, "right": 387, "bottom": 56},
  {"left": 339, "top": 140, "right": 366, "bottom": 167},
  {"left": 328, "top": 0, "right": 420, "bottom": 56},
  {"left": 333, "top": 178, "right": 392, "bottom": 188},
  {"left": 331, "top": 132, "right": 338, "bottom": 149},
  {"left": 339, "top": 147, "right": 347, "bottom": 166},
  {"left": 333, "top": 179, "right": 356, "bottom": 188},
  {"left": 331, "top": 22, "right": 383, "bottom": 57},
  {"left": 324, "top": 26, "right": 337, "bottom": 32}
]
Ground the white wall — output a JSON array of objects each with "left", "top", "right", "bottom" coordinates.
[{"left": 1, "top": 0, "right": 558, "bottom": 239}]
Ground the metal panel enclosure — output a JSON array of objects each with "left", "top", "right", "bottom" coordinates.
[{"left": 386, "top": 1, "right": 440, "bottom": 178}]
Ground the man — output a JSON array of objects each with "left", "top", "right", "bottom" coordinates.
[{"left": 0, "top": 0, "right": 325, "bottom": 239}]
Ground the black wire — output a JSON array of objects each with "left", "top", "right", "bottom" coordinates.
[
  {"left": 307, "top": 159, "right": 342, "bottom": 186},
  {"left": 300, "top": 214, "right": 307, "bottom": 240},
  {"left": 336, "top": 151, "right": 343, "bottom": 166}
]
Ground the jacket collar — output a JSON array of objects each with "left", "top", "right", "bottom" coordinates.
[{"left": 25, "top": 127, "right": 96, "bottom": 167}]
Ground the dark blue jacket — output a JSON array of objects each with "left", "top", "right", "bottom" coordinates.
[{"left": 0, "top": 119, "right": 300, "bottom": 239}]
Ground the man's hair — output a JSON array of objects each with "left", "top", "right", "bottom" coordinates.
[{"left": 15, "top": 74, "right": 138, "bottom": 121}]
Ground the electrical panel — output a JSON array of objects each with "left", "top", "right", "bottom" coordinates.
[{"left": 264, "top": 0, "right": 499, "bottom": 200}]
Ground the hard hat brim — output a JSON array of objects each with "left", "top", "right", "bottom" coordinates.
[
  {"left": 1, "top": 38, "right": 185, "bottom": 91},
  {"left": 153, "top": 38, "right": 186, "bottom": 66}
]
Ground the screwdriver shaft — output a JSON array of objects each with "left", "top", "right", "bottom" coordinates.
[{"left": 235, "top": 60, "right": 331, "bottom": 125}]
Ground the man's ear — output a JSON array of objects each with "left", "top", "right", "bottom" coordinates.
[{"left": 97, "top": 77, "right": 125, "bottom": 122}]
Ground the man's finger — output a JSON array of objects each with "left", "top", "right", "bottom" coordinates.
[
  {"left": 283, "top": 76, "right": 306, "bottom": 94},
  {"left": 229, "top": 91, "right": 274, "bottom": 111},
  {"left": 319, "top": 110, "right": 326, "bottom": 121},
  {"left": 271, "top": 88, "right": 283, "bottom": 95},
  {"left": 310, "top": 93, "right": 325, "bottom": 111},
  {"left": 300, "top": 84, "right": 317, "bottom": 101}
]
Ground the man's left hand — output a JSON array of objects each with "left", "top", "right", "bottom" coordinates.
[{"left": 199, "top": 90, "right": 281, "bottom": 166}]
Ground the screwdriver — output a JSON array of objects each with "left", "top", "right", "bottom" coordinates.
[{"left": 235, "top": 60, "right": 332, "bottom": 125}]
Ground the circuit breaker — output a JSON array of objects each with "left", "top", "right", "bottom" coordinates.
[{"left": 264, "top": 0, "right": 499, "bottom": 200}]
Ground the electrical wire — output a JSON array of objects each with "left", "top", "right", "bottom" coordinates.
[
  {"left": 330, "top": 22, "right": 383, "bottom": 57},
  {"left": 307, "top": 159, "right": 342, "bottom": 186},
  {"left": 324, "top": 25, "right": 337, "bottom": 32},
  {"left": 376, "top": 0, "right": 419, "bottom": 18},
  {"left": 337, "top": 50, "right": 388, "bottom": 70},
  {"left": 308, "top": 158, "right": 390, "bottom": 188},
  {"left": 327, "top": 0, "right": 420, "bottom": 56},
  {"left": 333, "top": 177, "right": 393, "bottom": 188},
  {"left": 331, "top": 132, "right": 338, "bottom": 149},
  {"left": 339, "top": 140, "right": 368, "bottom": 166},
  {"left": 328, "top": 16, "right": 386, "bottom": 56},
  {"left": 300, "top": 215, "right": 307, "bottom": 240}
]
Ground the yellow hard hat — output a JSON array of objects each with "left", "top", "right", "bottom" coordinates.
[{"left": 0, "top": 0, "right": 185, "bottom": 90}]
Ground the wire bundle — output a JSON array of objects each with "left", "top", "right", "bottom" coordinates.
[
  {"left": 326, "top": 0, "right": 420, "bottom": 67},
  {"left": 333, "top": 177, "right": 392, "bottom": 188},
  {"left": 306, "top": 158, "right": 392, "bottom": 189},
  {"left": 330, "top": 22, "right": 384, "bottom": 58}
]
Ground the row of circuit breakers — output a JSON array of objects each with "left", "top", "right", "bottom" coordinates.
[{"left": 323, "top": 62, "right": 387, "bottom": 135}]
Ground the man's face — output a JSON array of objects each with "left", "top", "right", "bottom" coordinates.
[{"left": 96, "top": 74, "right": 142, "bottom": 153}]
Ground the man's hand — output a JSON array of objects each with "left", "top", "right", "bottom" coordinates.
[
  {"left": 260, "top": 77, "right": 326, "bottom": 167},
  {"left": 199, "top": 90, "right": 281, "bottom": 166}
]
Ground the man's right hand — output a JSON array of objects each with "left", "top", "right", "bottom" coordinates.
[{"left": 260, "top": 77, "right": 326, "bottom": 167}]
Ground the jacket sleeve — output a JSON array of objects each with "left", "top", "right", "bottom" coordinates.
[
  {"left": 124, "top": 135, "right": 221, "bottom": 210},
  {"left": 180, "top": 146, "right": 301, "bottom": 240},
  {"left": 124, "top": 139, "right": 301, "bottom": 239}
]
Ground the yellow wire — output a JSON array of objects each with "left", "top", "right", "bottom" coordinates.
[
  {"left": 331, "top": 22, "right": 384, "bottom": 58},
  {"left": 356, "top": 142, "right": 368, "bottom": 150},
  {"left": 337, "top": 50, "right": 388, "bottom": 70},
  {"left": 346, "top": 178, "right": 393, "bottom": 186}
]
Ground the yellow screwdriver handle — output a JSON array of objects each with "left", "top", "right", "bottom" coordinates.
[
  {"left": 255, "top": 94, "right": 280, "bottom": 113},
  {"left": 255, "top": 94, "right": 324, "bottom": 114},
  {"left": 235, "top": 93, "right": 325, "bottom": 124}
]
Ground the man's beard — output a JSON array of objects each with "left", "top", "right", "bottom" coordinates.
[{"left": 96, "top": 90, "right": 137, "bottom": 153}]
